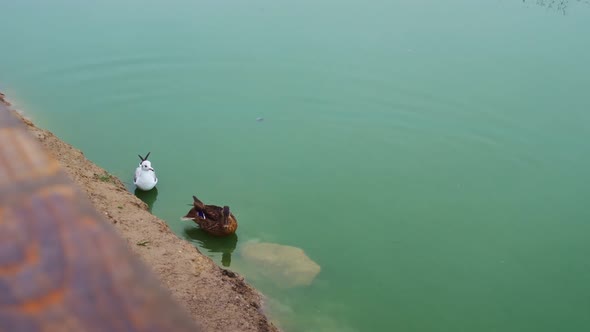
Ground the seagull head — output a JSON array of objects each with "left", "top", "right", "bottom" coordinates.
[{"left": 141, "top": 160, "right": 154, "bottom": 172}]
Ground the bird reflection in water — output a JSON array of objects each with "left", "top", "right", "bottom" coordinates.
[
  {"left": 134, "top": 187, "right": 158, "bottom": 212},
  {"left": 183, "top": 227, "right": 238, "bottom": 267}
]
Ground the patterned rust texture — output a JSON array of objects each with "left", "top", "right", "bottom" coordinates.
[{"left": 0, "top": 98, "right": 201, "bottom": 331}]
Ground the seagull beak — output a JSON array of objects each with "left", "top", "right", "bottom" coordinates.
[{"left": 148, "top": 167, "right": 154, "bottom": 171}]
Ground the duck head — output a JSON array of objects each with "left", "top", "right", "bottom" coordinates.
[{"left": 222, "top": 206, "right": 231, "bottom": 228}]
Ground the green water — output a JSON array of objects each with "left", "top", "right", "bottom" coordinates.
[{"left": 2, "top": 0, "right": 590, "bottom": 330}]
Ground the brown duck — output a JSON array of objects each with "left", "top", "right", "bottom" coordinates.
[{"left": 182, "top": 195, "right": 238, "bottom": 236}]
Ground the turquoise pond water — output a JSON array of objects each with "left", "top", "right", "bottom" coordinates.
[{"left": 1, "top": 0, "right": 590, "bottom": 331}]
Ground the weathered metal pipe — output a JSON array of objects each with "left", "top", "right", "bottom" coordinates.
[{"left": 0, "top": 95, "right": 201, "bottom": 332}]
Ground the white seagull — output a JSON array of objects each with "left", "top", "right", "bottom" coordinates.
[{"left": 134, "top": 152, "right": 158, "bottom": 191}]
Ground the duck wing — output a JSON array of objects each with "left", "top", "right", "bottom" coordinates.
[
  {"left": 203, "top": 204, "right": 224, "bottom": 221},
  {"left": 189, "top": 196, "right": 224, "bottom": 221}
]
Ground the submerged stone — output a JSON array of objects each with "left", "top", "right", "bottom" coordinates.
[{"left": 240, "top": 242, "right": 320, "bottom": 288}]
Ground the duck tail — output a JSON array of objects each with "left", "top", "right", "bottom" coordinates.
[
  {"left": 192, "top": 195, "right": 206, "bottom": 209},
  {"left": 182, "top": 207, "right": 198, "bottom": 220}
]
